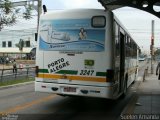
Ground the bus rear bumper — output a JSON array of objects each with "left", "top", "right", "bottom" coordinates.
[{"left": 35, "top": 81, "right": 114, "bottom": 99}]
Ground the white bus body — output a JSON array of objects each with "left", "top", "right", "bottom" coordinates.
[{"left": 35, "top": 9, "right": 139, "bottom": 99}]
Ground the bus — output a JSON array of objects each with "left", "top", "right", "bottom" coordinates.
[{"left": 35, "top": 9, "right": 139, "bottom": 99}]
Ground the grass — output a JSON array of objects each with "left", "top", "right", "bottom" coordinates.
[{"left": 0, "top": 78, "right": 34, "bottom": 87}]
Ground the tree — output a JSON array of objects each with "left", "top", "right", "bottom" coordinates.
[
  {"left": 154, "top": 49, "right": 160, "bottom": 56},
  {"left": 15, "top": 39, "right": 24, "bottom": 59},
  {"left": 0, "top": 0, "right": 33, "bottom": 31},
  {"left": 15, "top": 39, "right": 24, "bottom": 51}
]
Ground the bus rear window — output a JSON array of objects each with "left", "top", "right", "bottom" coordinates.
[{"left": 91, "top": 16, "right": 106, "bottom": 28}]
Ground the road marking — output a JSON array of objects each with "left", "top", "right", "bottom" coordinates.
[{"left": 0, "top": 94, "right": 57, "bottom": 115}]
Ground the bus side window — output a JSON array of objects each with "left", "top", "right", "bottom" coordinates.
[
  {"left": 125, "top": 36, "right": 129, "bottom": 57},
  {"left": 115, "top": 22, "right": 120, "bottom": 57}
]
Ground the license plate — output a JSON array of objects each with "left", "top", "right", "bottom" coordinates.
[{"left": 63, "top": 87, "right": 76, "bottom": 92}]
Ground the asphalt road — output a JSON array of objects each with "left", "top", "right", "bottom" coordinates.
[
  {"left": 0, "top": 61, "right": 147, "bottom": 120},
  {"left": 0, "top": 81, "right": 142, "bottom": 120}
]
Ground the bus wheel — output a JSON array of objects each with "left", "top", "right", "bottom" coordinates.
[
  {"left": 132, "top": 80, "right": 135, "bottom": 84},
  {"left": 121, "top": 77, "right": 128, "bottom": 98},
  {"left": 123, "top": 80, "right": 127, "bottom": 95}
]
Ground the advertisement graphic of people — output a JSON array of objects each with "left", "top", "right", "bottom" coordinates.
[
  {"left": 39, "top": 20, "right": 105, "bottom": 52},
  {"left": 79, "top": 28, "right": 87, "bottom": 40}
]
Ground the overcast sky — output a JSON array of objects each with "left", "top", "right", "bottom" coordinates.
[{"left": 2, "top": 0, "right": 160, "bottom": 54}]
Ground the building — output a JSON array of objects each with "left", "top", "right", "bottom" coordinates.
[
  {"left": 0, "top": 28, "right": 37, "bottom": 48},
  {"left": 0, "top": 28, "right": 37, "bottom": 59}
]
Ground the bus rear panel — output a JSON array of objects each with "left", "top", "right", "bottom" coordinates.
[{"left": 35, "top": 9, "right": 119, "bottom": 99}]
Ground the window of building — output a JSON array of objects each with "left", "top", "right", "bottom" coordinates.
[
  {"left": 25, "top": 41, "right": 30, "bottom": 47},
  {"left": 8, "top": 41, "right": 12, "bottom": 47},
  {"left": 2, "top": 41, "right": 6, "bottom": 47}
]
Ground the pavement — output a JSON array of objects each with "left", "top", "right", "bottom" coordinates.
[
  {"left": 134, "top": 74, "right": 160, "bottom": 114},
  {"left": 121, "top": 63, "right": 160, "bottom": 120}
]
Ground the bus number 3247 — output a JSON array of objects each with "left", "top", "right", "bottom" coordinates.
[{"left": 80, "top": 70, "right": 94, "bottom": 76}]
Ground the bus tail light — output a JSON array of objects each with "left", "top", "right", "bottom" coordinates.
[
  {"left": 35, "top": 66, "right": 39, "bottom": 77},
  {"left": 106, "top": 69, "right": 114, "bottom": 82}
]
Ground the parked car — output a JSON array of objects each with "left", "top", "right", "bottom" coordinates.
[{"left": 138, "top": 57, "right": 146, "bottom": 61}]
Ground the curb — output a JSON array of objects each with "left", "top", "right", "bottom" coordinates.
[
  {"left": 0, "top": 81, "right": 34, "bottom": 90},
  {"left": 121, "top": 93, "right": 139, "bottom": 115}
]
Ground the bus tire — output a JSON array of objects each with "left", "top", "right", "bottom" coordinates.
[
  {"left": 132, "top": 80, "right": 135, "bottom": 84},
  {"left": 121, "top": 76, "right": 128, "bottom": 98}
]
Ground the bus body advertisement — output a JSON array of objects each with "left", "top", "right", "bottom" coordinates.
[{"left": 35, "top": 9, "right": 139, "bottom": 99}]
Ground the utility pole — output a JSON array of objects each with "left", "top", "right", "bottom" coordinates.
[
  {"left": 37, "top": 0, "right": 42, "bottom": 32},
  {"left": 151, "top": 20, "right": 154, "bottom": 74}
]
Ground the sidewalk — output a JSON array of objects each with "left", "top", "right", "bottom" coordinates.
[
  {"left": 121, "top": 63, "right": 160, "bottom": 120},
  {"left": 133, "top": 73, "right": 160, "bottom": 114}
]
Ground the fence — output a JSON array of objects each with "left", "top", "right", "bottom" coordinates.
[{"left": 0, "top": 67, "right": 35, "bottom": 82}]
